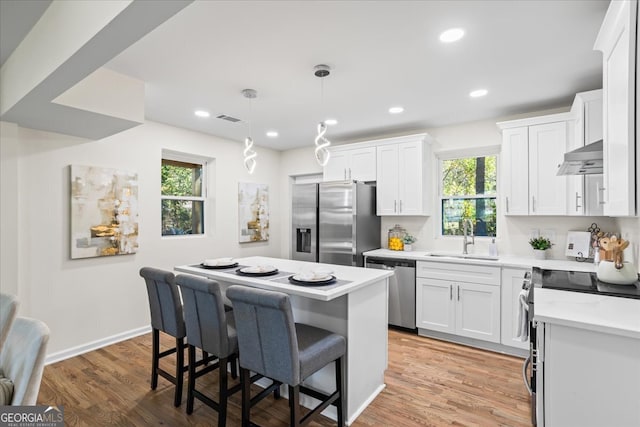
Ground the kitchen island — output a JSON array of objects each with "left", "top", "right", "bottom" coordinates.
[{"left": 175, "top": 256, "right": 394, "bottom": 425}]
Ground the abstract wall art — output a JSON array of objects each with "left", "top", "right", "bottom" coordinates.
[
  {"left": 70, "top": 165, "right": 139, "bottom": 259},
  {"left": 238, "top": 182, "right": 269, "bottom": 243}
]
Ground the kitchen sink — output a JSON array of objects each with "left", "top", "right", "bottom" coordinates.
[{"left": 425, "top": 252, "right": 499, "bottom": 261}]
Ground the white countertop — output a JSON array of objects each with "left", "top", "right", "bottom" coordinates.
[
  {"left": 534, "top": 287, "right": 640, "bottom": 339},
  {"left": 175, "top": 256, "right": 393, "bottom": 302},
  {"left": 364, "top": 248, "right": 597, "bottom": 272}
]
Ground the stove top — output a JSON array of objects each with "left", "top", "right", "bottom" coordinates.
[{"left": 532, "top": 268, "right": 640, "bottom": 300}]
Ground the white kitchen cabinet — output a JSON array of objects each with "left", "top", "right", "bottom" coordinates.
[
  {"left": 500, "top": 127, "right": 529, "bottom": 215},
  {"left": 376, "top": 135, "right": 433, "bottom": 216},
  {"left": 323, "top": 145, "right": 376, "bottom": 182},
  {"left": 500, "top": 267, "right": 530, "bottom": 350},
  {"left": 528, "top": 121, "right": 569, "bottom": 215},
  {"left": 594, "top": 0, "right": 638, "bottom": 216},
  {"left": 568, "top": 90, "right": 605, "bottom": 216},
  {"left": 498, "top": 113, "right": 573, "bottom": 216},
  {"left": 541, "top": 322, "right": 640, "bottom": 426},
  {"left": 416, "top": 261, "right": 501, "bottom": 343}
]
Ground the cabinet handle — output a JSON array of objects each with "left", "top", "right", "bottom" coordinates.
[
  {"left": 343, "top": 169, "right": 347, "bottom": 180},
  {"left": 348, "top": 168, "right": 352, "bottom": 180},
  {"left": 394, "top": 200, "right": 397, "bottom": 213},
  {"left": 450, "top": 285, "right": 453, "bottom": 300},
  {"left": 597, "top": 185, "right": 606, "bottom": 205},
  {"left": 505, "top": 197, "right": 509, "bottom": 214},
  {"left": 575, "top": 192, "right": 582, "bottom": 211},
  {"left": 457, "top": 285, "right": 460, "bottom": 301},
  {"left": 399, "top": 200, "right": 403, "bottom": 213},
  {"left": 532, "top": 196, "right": 536, "bottom": 213}
]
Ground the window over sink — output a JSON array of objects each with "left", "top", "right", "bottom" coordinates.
[{"left": 439, "top": 149, "right": 498, "bottom": 237}]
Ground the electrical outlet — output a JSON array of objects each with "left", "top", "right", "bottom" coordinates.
[
  {"left": 529, "top": 229, "right": 540, "bottom": 239},
  {"left": 542, "top": 229, "right": 556, "bottom": 243}
]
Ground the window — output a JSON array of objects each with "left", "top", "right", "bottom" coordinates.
[
  {"left": 161, "top": 155, "right": 206, "bottom": 236},
  {"left": 440, "top": 153, "right": 497, "bottom": 237}
]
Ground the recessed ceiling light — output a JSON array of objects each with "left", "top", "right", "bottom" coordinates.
[
  {"left": 469, "top": 89, "right": 488, "bottom": 98},
  {"left": 389, "top": 106, "right": 404, "bottom": 114},
  {"left": 194, "top": 110, "right": 210, "bottom": 118},
  {"left": 439, "top": 28, "right": 465, "bottom": 43},
  {"left": 324, "top": 118, "right": 338, "bottom": 126},
  {"left": 266, "top": 130, "right": 279, "bottom": 138}
]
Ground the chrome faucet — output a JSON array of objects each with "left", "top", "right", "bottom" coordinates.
[{"left": 462, "top": 219, "right": 475, "bottom": 254}]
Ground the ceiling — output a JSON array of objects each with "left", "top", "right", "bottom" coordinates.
[{"left": 1, "top": 0, "right": 610, "bottom": 151}]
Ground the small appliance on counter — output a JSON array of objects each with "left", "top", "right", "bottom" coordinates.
[{"left": 564, "top": 231, "right": 592, "bottom": 260}]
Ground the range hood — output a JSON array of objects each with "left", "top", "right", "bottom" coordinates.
[{"left": 556, "top": 140, "right": 603, "bottom": 175}]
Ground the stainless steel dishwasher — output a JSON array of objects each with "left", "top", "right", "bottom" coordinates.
[{"left": 365, "top": 257, "right": 416, "bottom": 330}]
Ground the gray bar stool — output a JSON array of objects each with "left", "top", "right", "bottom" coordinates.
[
  {"left": 227, "top": 285, "right": 345, "bottom": 427},
  {"left": 175, "top": 274, "right": 240, "bottom": 425},
  {"left": 139, "top": 267, "right": 187, "bottom": 407}
]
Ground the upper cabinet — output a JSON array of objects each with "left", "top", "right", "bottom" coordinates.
[
  {"left": 498, "top": 113, "right": 573, "bottom": 216},
  {"left": 594, "top": 0, "right": 638, "bottom": 216},
  {"left": 376, "top": 134, "right": 433, "bottom": 216},
  {"left": 323, "top": 145, "right": 376, "bottom": 182},
  {"left": 568, "top": 90, "right": 605, "bottom": 216}
]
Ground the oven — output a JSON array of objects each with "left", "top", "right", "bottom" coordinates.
[{"left": 524, "top": 267, "right": 640, "bottom": 426}]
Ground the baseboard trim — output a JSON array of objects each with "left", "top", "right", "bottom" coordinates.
[
  {"left": 346, "top": 383, "right": 386, "bottom": 426},
  {"left": 45, "top": 325, "right": 151, "bottom": 365}
]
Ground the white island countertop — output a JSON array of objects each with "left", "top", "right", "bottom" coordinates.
[
  {"left": 175, "top": 256, "right": 393, "bottom": 302},
  {"left": 534, "top": 287, "right": 640, "bottom": 339}
]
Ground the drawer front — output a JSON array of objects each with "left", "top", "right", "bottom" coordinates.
[{"left": 416, "top": 261, "right": 500, "bottom": 285}]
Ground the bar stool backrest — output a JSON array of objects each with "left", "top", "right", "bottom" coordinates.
[
  {"left": 227, "top": 286, "right": 300, "bottom": 385},
  {"left": 176, "top": 275, "right": 233, "bottom": 358},
  {"left": 139, "top": 267, "right": 185, "bottom": 339}
]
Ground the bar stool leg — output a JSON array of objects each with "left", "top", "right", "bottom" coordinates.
[
  {"left": 174, "top": 337, "right": 184, "bottom": 407},
  {"left": 151, "top": 329, "right": 159, "bottom": 390},
  {"left": 218, "top": 357, "right": 229, "bottom": 427},
  {"left": 336, "top": 357, "right": 345, "bottom": 427},
  {"left": 240, "top": 367, "right": 251, "bottom": 427},
  {"left": 288, "top": 385, "right": 301, "bottom": 427},
  {"left": 186, "top": 345, "right": 196, "bottom": 414}
]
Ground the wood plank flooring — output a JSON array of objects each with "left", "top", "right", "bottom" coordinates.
[{"left": 38, "top": 329, "right": 532, "bottom": 426}]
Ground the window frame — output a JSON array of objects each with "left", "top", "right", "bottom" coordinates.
[
  {"left": 161, "top": 150, "right": 209, "bottom": 238},
  {"left": 436, "top": 146, "right": 500, "bottom": 239}
]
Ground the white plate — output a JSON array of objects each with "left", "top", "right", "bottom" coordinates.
[
  {"left": 293, "top": 273, "right": 333, "bottom": 282},
  {"left": 203, "top": 258, "right": 235, "bottom": 267},
  {"left": 240, "top": 265, "right": 277, "bottom": 274}
]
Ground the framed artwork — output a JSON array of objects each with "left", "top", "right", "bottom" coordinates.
[
  {"left": 238, "top": 182, "right": 269, "bottom": 242},
  {"left": 70, "top": 165, "right": 139, "bottom": 259}
]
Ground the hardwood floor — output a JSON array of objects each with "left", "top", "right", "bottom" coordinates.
[{"left": 38, "top": 329, "right": 532, "bottom": 426}]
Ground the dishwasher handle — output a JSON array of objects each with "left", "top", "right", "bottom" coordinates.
[{"left": 365, "top": 257, "right": 416, "bottom": 268}]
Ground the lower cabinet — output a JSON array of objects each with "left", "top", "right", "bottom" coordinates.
[
  {"left": 416, "top": 261, "right": 501, "bottom": 344},
  {"left": 500, "top": 267, "right": 530, "bottom": 350}
]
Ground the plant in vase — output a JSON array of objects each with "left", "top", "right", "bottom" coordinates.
[
  {"left": 529, "top": 236, "right": 552, "bottom": 259},
  {"left": 403, "top": 234, "right": 417, "bottom": 251}
]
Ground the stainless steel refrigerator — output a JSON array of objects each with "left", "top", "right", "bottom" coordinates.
[{"left": 291, "top": 181, "right": 380, "bottom": 267}]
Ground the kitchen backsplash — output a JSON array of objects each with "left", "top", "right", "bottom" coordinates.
[{"left": 380, "top": 216, "right": 623, "bottom": 261}]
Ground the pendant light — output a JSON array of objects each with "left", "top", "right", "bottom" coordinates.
[
  {"left": 242, "top": 88, "right": 257, "bottom": 174},
  {"left": 313, "top": 64, "right": 331, "bottom": 167}
]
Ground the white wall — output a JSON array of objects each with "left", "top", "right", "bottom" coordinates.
[
  {"left": 1, "top": 120, "right": 282, "bottom": 357},
  {"left": 615, "top": 217, "right": 640, "bottom": 273}
]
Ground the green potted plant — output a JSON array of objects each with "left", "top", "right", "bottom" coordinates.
[
  {"left": 403, "top": 234, "right": 417, "bottom": 251},
  {"left": 529, "top": 236, "right": 552, "bottom": 259}
]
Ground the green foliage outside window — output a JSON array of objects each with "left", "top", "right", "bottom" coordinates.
[
  {"left": 441, "top": 156, "right": 497, "bottom": 237},
  {"left": 161, "top": 160, "right": 204, "bottom": 235}
]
